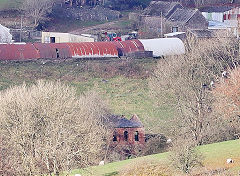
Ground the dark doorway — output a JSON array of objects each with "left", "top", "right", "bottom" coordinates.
[{"left": 50, "top": 37, "right": 56, "bottom": 43}]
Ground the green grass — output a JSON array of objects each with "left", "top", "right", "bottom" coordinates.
[
  {"left": 0, "top": 59, "right": 171, "bottom": 132},
  {"left": 0, "top": 0, "right": 23, "bottom": 10},
  {"left": 67, "top": 139, "right": 240, "bottom": 175}
]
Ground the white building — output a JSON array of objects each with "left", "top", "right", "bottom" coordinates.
[
  {"left": 0, "top": 24, "right": 12, "bottom": 43},
  {"left": 41, "top": 32, "right": 95, "bottom": 43}
]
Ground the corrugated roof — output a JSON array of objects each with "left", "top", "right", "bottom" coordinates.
[
  {"left": 112, "top": 39, "right": 145, "bottom": 56},
  {"left": 67, "top": 42, "right": 118, "bottom": 58},
  {"left": 0, "top": 43, "right": 40, "bottom": 60},
  {"left": 33, "top": 43, "right": 71, "bottom": 59}
]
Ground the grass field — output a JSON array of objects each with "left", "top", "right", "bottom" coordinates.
[
  {"left": 0, "top": 0, "right": 23, "bottom": 10},
  {"left": 0, "top": 59, "right": 172, "bottom": 132},
  {"left": 68, "top": 139, "right": 240, "bottom": 176}
]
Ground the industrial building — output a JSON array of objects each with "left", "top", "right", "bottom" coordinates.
[{"left": 41, "top": 32, "right": 95, "bottom": 43}]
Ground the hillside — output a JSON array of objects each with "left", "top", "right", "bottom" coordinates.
[
  {"left": 0, "top": 59, "right": 171, "bottom": 133},
  {"left": 0, "top": 0, "right": 23, "bottom": 10},
  {"left": 69, "top": 139, "right": 240, "bottom": 176}
]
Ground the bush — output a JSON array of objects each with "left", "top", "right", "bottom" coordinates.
[
  {"left": 142, "top": 134, "right": 167, "bottom": 155},
  {"left": 0, "top": 80, "right": 109, "bottom": 175},
  {"left": 169, "top": 139, "right": 203, "bottom": 174}
]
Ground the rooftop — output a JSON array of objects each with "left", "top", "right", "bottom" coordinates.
[
  {"left": 164, "top": 31, "right": 186, "bottom": 37},
  {"left": 143, "top": 1, "right": 183, "bottom": 18},
  {"left": 168, "top": 8, "right": 198, "bottom": 23},
  {"left": 199, "top": 6, "right": 234, "bottom": 13},
  {"left": 188, "top": 29, "right": 217, "bottom": 38},
  {"left": 107, "top": 114, "right": 143, "bottom": 128}
]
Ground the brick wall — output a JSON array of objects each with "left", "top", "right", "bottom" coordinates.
[
  {"left": 110, "top": 127, "right": 145, "bottom": 156},
  {"left": 111, "top": 127, "right": 145, "bottom": 146}
]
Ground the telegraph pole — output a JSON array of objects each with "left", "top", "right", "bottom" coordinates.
[
  {"left": 20, "top": 15, "right": 23, "bottom": 42},
  {"left": 161, "top": 11, "right": 163, "bottom": 38}
]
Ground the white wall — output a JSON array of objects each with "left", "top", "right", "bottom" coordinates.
[
  {"left": 0, "top": 24, "right": 12, "bottom": 43},
  {"left": 139, "top": 38, "right": 185, "bottom": 57},
  {"left": 42, "top": 32, "right": 95, "bottom": 43}
]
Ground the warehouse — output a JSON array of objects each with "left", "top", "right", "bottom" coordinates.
[
  {"left": 0, "top": 38, "right": 185, "bottom": 60},
  {"left": 41, "top": 32, "right": 95, "bottom": 43}
]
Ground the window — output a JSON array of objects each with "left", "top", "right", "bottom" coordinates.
[
  {"left": 113, "top": 132, "right": 117, "bottom": 142},
  {"left": 124, "top": 131, "right": 128, "bottom": 141},
  {"left": 135, "top": 131, "right": 139, "bottom": 141},
  {"left": 172, "top": 27, "right": 179, "bottom": 33}
]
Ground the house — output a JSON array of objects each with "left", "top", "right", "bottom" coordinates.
[
  {"left": 108, "top": 114, "right": 145, "bottom": 156},
  {"left": 201, "top": 6, "right": 240, "bottom": 37},
  {"left": 224, "top": 7, "right": 240, "bottom": 21},
  {"left": 41, "top": 32, "right": 95, "bottom": 43},
  {"left": 166, "top": 8, "right": 208, "bottom": 33},
  {"left": 201, "top": 6, "right": 236, "bottom": 23},
  {"left": 140, "top": 1, "right": 208, "bottom": 35}
]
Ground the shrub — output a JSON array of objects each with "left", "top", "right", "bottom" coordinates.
[
  {"left": 0, "top": 80, "right": 109, "bottom": 175},
  {"left": 169, "top": 139, "right": 203, "bottom": 174}
]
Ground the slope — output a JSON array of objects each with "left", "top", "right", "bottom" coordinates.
[{"left": 69, "top": 139, "right": 240, "bottom": 176}]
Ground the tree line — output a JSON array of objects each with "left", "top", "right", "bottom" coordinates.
[{"left": 149, "top": 35, "right": 240, "bottom": 173}]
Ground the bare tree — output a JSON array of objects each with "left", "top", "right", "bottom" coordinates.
[
  {"left": 149, "top": 36, "right": 240, "bottom": 145},
  {"left": 213, "top": 68, "right": 240, "bottom": 133},
  {"left": 170, "top": 139, "right": 203, "bottom": 174},
  {"left": 0, "top": 80, "right": 109, "bottom": 175},
  {"left": 22, "top": 0, "right": 55, "bottom": 26}
]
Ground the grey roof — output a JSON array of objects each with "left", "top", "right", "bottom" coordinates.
[
  {"left": 143, "top": 1, "right": 183, "bottom": 17},
  {"left": 168, "top": 8, "right": 198, "bottom": 23},
  {"left": 107, "top": 115, "right": 143, "bottom": 128},
  {"left": 199, "top": 6, "right": 234, "bottom": 13},
  {"left": 188, "top": 29, "right": 217, "bottom": 38}
]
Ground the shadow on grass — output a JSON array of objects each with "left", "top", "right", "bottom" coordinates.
[{"left": 104, "top": 171, "right": 119, "bottom": 176}]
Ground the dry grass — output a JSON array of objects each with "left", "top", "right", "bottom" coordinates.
[{"left": 119, "top": 159, "right": 171, "bottom": 176}]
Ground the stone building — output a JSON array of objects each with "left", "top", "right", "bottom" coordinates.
[
  {"left": 137, "top": 1, "right": 208, "bottom": 36},
  {"left": 166, "top": 8, "right": 208, "bottom": 33},
  {"left": 108, "top": 114, "right": 145, "bottom": 156}
]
